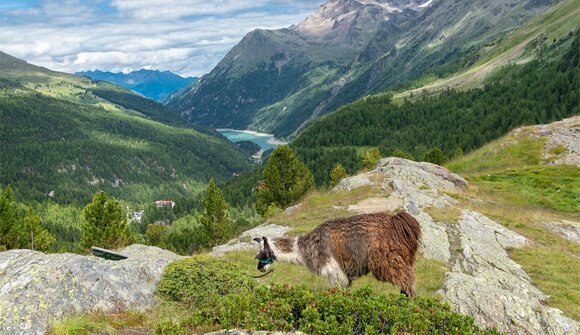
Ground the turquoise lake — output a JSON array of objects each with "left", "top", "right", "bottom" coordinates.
[{"left": 216, "top": 129, "right": 286, "bottom": 152}]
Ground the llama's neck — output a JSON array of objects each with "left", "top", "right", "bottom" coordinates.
[{"left": 271, "top": 237, "right": 304, "bottom": 265}]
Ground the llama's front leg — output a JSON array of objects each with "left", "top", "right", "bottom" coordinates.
[{"left": 321, "top": 257, "right": 349, "bottom": 288}]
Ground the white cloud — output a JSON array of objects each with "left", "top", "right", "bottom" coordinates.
[{"left": 0, "top": 0, "right": 324, "bottom": 76}]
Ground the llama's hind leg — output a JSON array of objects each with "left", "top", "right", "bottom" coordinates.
[{"left": 369, "top": 251, "right": 416, "bottom": 297}]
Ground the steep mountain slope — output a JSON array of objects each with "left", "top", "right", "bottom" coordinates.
[
  {"left": 291, "top": 29, "right": 579, "bottom": 185},
  {"left": 76, "top": 69, "right": 197, "bottom": 102},
  {"left": 0, "top": 52, "right": 251, "bottom": 204},
  {"left": 168, "top": 0, "right": 559, "bottom": 137}
]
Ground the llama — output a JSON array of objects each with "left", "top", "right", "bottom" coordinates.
[{"left": 254, "top": 212, "right": 421, "bottom": 296}]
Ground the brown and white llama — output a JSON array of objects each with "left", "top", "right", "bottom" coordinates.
[{"left": 254, "top": 212, "right": 422, "bottom": 296}]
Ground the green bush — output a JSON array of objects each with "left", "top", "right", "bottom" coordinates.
[
  {"left": 156, "top": 255, "right": 256, "bottom": 306},
  {"left": 155, "top": 257, "right": 501, "bottom": 334}
]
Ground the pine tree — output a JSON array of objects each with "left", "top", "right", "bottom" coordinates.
[
  {"left": 256, "top": 145, "right": 314, "bottom": 215},
  {"left": 200, "top": 178, "right": 230, "bottom": 245},
  {"left": 391, "top": 149, "right": 415, "bottom": 161},
  {"left": 21, "top": 206, "right": 55, "bottom": 251},
  {"left": 423, "top": 147, "right": 448, "bottom": 166},
  {"left": 0, "top": 187, "right": 18, "bottom": 250},
  {"left": 362, "top": 148, "right": 382, "bottom": 169},
  {"left": 330, "top": 163, "right": 348, "bottom": 187},
  {"left": 454, "top": 148, "right": 464, "bottom": 159},
  {"left": 80, "top": 191, "right": 133, "bottom": 250}
]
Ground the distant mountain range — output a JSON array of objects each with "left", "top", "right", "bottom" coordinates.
[
  {"left": 167, "top": 0, "right": 559, "bottom": 137},
  {"left": 76, "top": 69, "right": 197, "bottom": 102}
]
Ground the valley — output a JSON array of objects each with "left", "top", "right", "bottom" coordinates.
[{"left": 0, "top": 0, "right": 579, "bottom": 334}]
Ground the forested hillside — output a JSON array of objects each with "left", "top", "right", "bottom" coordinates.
[
  {"left": 292, "top": 31, "right": 579, "bottom": 185},
  {"left": 0, "top": 52, "right": 252, "bottom": 205}
]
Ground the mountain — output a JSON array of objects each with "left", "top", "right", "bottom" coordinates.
[
  {"left": 291, "top": 29, "right": 579, "bottom": 185},
  {"left": 0, "top": 52, "right": 250, "bottom": 204},
  {"left": 168, "top": 0, "right": 559, "bottom": 137},
  {"left": 76, "top": 69, "right": 197, "bottom": 102}
]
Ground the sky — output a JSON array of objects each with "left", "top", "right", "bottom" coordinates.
[{"left": 0, "top": 0, "right": 324, "bottom": 77}]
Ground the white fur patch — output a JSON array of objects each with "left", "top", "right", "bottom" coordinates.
[
  {"left": 321, "top": 257, "right": 349, "bottom": 288},
  {"left": 271, "top": 238, "right": 304, "bottom": 265}
]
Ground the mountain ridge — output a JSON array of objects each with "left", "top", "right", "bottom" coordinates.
[
  {"left": 76, "top": 69, "right": 197, "bottom": 103},
  {"left": 168, "top": 0, "right": 558, "bottom": 137}
]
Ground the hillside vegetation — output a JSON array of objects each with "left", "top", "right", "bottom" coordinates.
[
  {"left": 292, "top": 31, "right": 579, "bottom": 185},
  {"left": 0, "top": 52, "right": 251, "bottom": 205}
]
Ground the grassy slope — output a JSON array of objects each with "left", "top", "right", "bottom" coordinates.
[
  {"left": 446, "top": 127, "right": 580, "bottom": 319},
  {"left": 0, "top": 53, "right": 251, "bottom": 204},
  {"left": 395, "top": 0, "right": 580, "bottom": 100}
]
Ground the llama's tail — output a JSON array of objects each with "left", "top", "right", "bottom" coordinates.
[{"left": 391, "top": 212, "right": 422, "bottom": 260}]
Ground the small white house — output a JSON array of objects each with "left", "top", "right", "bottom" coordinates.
[{"left": 155, "top": 200, "right": 176, "bottom": 209}]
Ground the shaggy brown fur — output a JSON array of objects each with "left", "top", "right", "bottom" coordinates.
[{"left": 256, "top": 212, "right": 421, "bottom": 296}]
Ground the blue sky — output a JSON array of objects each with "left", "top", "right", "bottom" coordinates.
[{"left": 0, "top": 0, "right": 324, "bottom": 76}]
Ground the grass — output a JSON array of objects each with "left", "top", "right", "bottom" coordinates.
[
  {"left": 267, "top": 186, "right": 384, "bottom": 235},
  {"left": 469, "top": 166, "right": 580, "bottom": 212},
  {"left": 447, "top": 131, "right": 579, "bottom": 212},
  {"left": 48, "top": 311, "right": 145, "bottom": 335}
]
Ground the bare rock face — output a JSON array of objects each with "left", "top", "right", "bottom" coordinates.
[
  {"left": 536, "top": 220, "right": 580, "bottom": 244},
  {"left": 441, "top": 211, "right": 579, "bottom": 335},
  {"left": 0, "top": 245, "right": 183, "bottom": 335}
]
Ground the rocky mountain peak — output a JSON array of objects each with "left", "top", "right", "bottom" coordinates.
[{"left": 295, "top": 0, "right": 434, "bottom": 40}]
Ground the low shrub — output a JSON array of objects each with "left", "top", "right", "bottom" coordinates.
[
  {"left": 156, "top": 255, "right": 256, "bottom": 306},
  {"left": 155, "top": 257, "right": 501, "bottom": 334}
]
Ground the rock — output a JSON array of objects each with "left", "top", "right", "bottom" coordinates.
[
  {"left": 536, "top": 220, "right": 580, "bottom": 244},
  {"left": 440, "top": 211, "right": 579, "bottom": 335},
  {"left": 333, "top": 174, "right": 374, "bottom": 191},
  {"left": 347, "top": 196, "right": 403, "bottom": 214},
  {"left": 414, "top": 211, "right": 451, "bottom": 263},
  {"left": 285, "top": 203, "right": 303, "bottom": 215},
  {"left": 513, "top": 115, "right": 580, "bottom": 167},
  {"left": 210, "top": 224, "right": 291, "bottom": 256},
  {"left": 0, "top": 244, "right": 184, "bottom": 335},
  {"left": 375, "top": 157, "right": 468, "bottom": 188}
]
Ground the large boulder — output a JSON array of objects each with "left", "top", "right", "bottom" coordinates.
[{"left": 0, "top": 244, "right": 183, "bottom": 335}]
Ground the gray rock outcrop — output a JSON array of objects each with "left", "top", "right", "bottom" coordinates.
[
  {"left": 441, "top": 211, "right": 578, "bottom": 335},
  {"left": 513, "top": 114, "right": 580, "bottom": 167},
  {"left": 210, "top": 224, "right": 291, "bottom": 256},
  {"left": 0, "top": 244, "right": 183, "bottom": 335}
]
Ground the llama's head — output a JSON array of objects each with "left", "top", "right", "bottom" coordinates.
[{"left": 253, "top": 236, "right": 274, "bottom": 272}]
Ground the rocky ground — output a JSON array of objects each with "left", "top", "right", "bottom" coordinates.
[
  {"left": 0, "top": 245, "right": 183, "bottom": 335},
  {"left": 513, "top": 115, "right": 580, "bottom": 167},
  {"left": 217, "top": 157, "right": 578, "bottom": 335}
]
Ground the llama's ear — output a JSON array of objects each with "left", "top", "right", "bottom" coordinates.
[{"left": 253, "top": 237, "right": 263, "bottom": 244}]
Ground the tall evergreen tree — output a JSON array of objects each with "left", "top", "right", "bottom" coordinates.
[
  {"left": 0, "top": 187, "right": 54, "bottom": 251},
  {"left": 330, "top": 163, "right": 348, "bottom": 187},
  {"left": 21, "top": 206, "right": 55, "bottom": 251},
  {"left": 0, "top": 187, "right": 18, "bottom": 250},
  {"left": 257, "top": 145, "right": 314, "bottom": 214},
  {"left": 80, "top": 191, "right": 133, "bottom": 250},
  {"left": 200, "top": 178, "right": 230, "bottom": 245}
]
